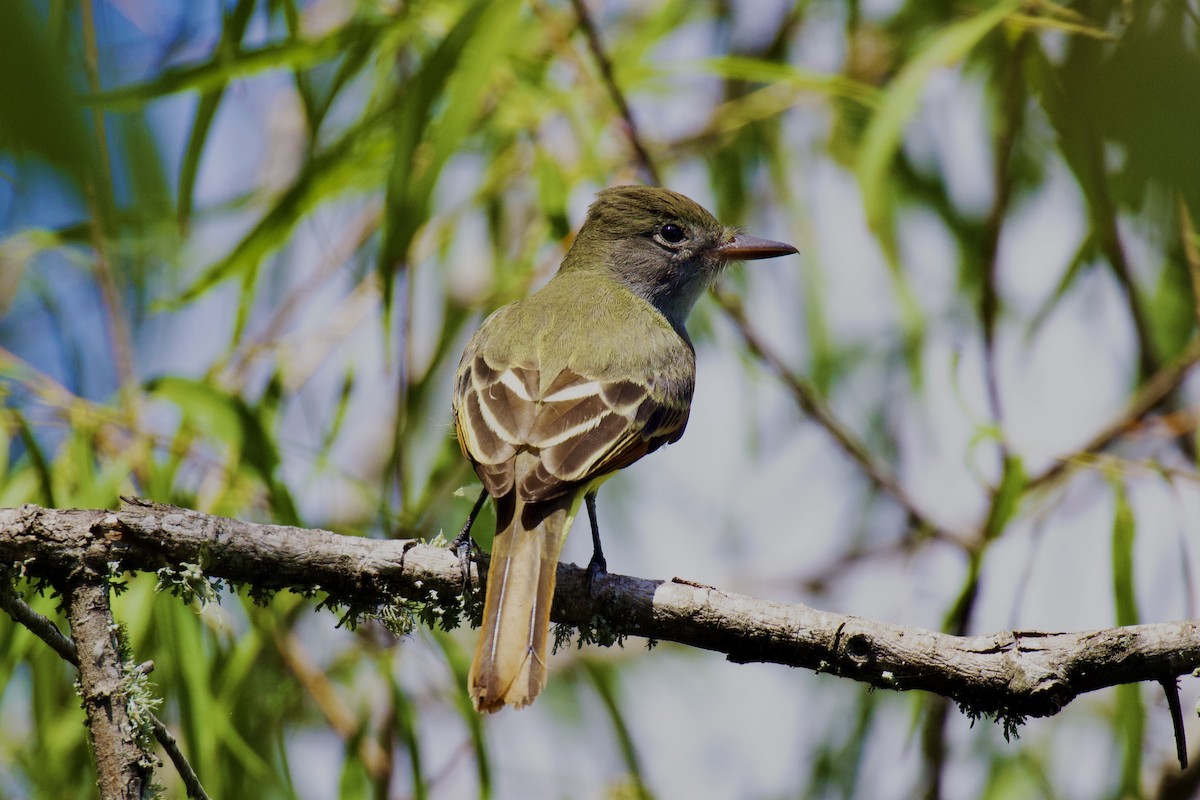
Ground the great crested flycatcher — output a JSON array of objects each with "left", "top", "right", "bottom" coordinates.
[{"left": 452, "top": 185, "right": 797, "bottom": 712}]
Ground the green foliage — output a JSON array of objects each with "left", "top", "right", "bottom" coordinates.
[
  {"left": 0, "top": 3, "right": 95, "bottom": 188},
  {"left": 1109, "top": 479, "right": 1146, "bottom": 797},
  {"left": 857, "top": 1, "right": 1018, "bottom": 264},
  {"left": 583, "top": 660, "right": 651, "bottom": 799},
  {"left": 2, "top": 0, "right": 1198, "bottom": 797}
]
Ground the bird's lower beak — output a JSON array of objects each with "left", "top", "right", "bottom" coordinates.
[{"left": 714, "top": 233, "right": 798, "bottom": 261}]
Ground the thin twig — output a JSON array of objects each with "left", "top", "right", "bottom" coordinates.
[
  {"left": 1026, "top": 335, "right": 1200, "bottom": 491},
  {"left": 0, "top": 578, "right": 77, "bottom": 662},
  {"left": 223, "top": 203, "right": 382, "bottom": 388},
  {"left": 79, "top": 0, "right": 137, "bottom": 395},
  {"left": 711, "top": 289, "right": 969, "bottom": 549},
  {"left": 569, "top": 0, "right": 661, "bottom": 185},
  {"left": 1104, "top": 217, "right": 1161, "bottom": 381},
  {"left": 1020, "top": 193, "right": 1200, "bottom": 491},
  {"left": 1161, "top": 677, "right": 1189, "bottom": 770},
  {"left": 272, "top": 630, "right": 391, "bottom": 780},
  {"left": 147, "top": 715, "right": 211, "bottom": 800},
  {"left": 798, "top": 537, "right": 922, "bottom": 592}
]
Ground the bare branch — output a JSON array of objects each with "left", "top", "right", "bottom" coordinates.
[
  {"left": 147, "top": 716, "right": 211, "bottom": 800},
  {"left": 1, "top": 541, "right": 209, "bottom": 798},
  {"left": 711, "top": 289, "right": 970, "bottom": 549},
  {"left": 0, "top": 577, "right": 77, "bottom": 662},
  {"left": 569, "top": 0, "right": 661, "bottom": 185},
  {"left": 63, "top": 574, "right": 154, "bottom": 800},
  {"left": 1162, "top": 676, "right": 1189, "bottom": 770},
  {"left": 1, "top": 499, "right": 1198, "bottom": 731},
  {"left": 1028, "top": 335, "right": 1200, "bottom": 491}
]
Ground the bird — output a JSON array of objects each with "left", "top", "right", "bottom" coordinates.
[{"left": 451, "top": 185, "right": 797, "bottom": 712}]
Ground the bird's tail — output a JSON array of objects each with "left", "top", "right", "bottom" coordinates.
[{"left": 469, "top": 492, "right": 576, "bottom": 712}]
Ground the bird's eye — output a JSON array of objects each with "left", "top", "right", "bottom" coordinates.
[{"left": 658, "top": 223, "right": 686, "bottom": 244}]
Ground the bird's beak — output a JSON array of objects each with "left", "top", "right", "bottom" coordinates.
[{"left": 713, "top": 233, "right": 798, "bottom": 261}]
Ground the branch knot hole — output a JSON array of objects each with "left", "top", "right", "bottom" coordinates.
[{"left": 844, "top": 632, "right": 873, "bottom": 666}]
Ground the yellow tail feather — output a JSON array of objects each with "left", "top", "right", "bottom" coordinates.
[{"left": 469, "top": 492, "right": 576, "bottom": 712}]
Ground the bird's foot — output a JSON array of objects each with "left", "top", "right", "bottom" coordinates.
[
  {"left": 585, "top": 552, "right": 608, "bottom": 597},
  {"left": 450, "top": 489, "right": 488, "bottom": 594},
  {"left": 450, "top": 528, "right": 479, "bottom": 594}
]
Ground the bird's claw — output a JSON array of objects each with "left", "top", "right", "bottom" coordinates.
[
  {"left": 585, "top": 552, "right": 608, "bottom": 597},
  {"left": 450, "top": 489, "right": 488, "bottom": 593},
  {"left": 450, "top": 529, "right": 479, "bottom": 594}
]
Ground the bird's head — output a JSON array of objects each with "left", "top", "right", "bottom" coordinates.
[{"left": 561, "top": 185, "right": 797, "bottom": 330}]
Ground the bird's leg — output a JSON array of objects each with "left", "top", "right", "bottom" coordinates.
[
  {"left": 451, "top": 489, "right": 488, "bottom": 592},
  {"left": 584, "top": 492, "right": 607, "bottom": 595}
]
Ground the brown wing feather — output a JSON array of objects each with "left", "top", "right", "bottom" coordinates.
[
  {"left": 452, "top": 355, "right": 532, "bottom": 497},
  {"left": 523, "top": 369, "right": 690, "bottom": 499},
  {"left": 453, "top": 355, "right": 692, "bottom": 502}
]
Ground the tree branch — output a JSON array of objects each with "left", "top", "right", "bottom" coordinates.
[
  {"left": 62, "top": 572, "right": 154, "bottom": 800},
  {"left": 2, "top": 498, "right": 1198, "bottom": 735},
  {"left": 1, "top": 521, "right": 211, "bottom": 799}
]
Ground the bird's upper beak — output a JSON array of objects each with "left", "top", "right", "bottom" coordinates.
[{"left": 713, "top": 232, "right": 798, "bottom": 261}]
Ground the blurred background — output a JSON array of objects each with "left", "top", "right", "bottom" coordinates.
[{"left": 3, "top": 0, "right": 1200, "bottom": 797}]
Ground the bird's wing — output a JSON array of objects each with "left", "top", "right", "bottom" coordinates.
[
  {"left": 520, "top": 366, "right": 691, "bottom": 501},
  {"left": 452, "top": 353, "right": 691, "bottom": 502}
]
